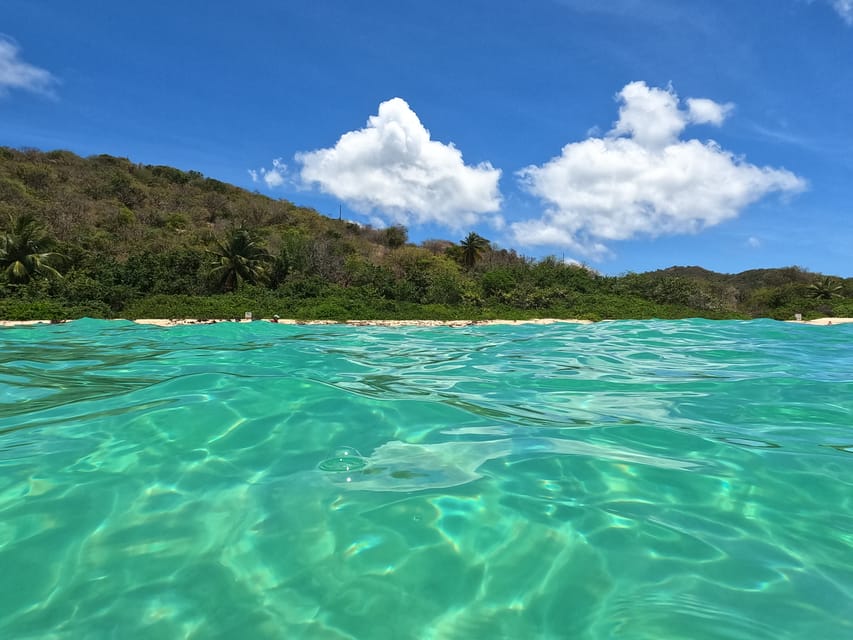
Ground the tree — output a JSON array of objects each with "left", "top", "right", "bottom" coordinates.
[
  {"left": 807, "top": 277, "right": 842, "bottom": 300},
  {"left": 0, "top": 214, "right": 64, "bottom": 284},
  {"left": 459, "top": 232, "right": 489, "bottom": 269},
  {"left": 207, "top": 228, "right": 272, "bottom": 292},
  {"left": 381, "top": 225, "right": 408, "bottom": 249}
]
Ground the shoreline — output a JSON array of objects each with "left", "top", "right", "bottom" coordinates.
[
  {"left": 1, "top": 317, "right": 851, "bottom": 328},
  {"left": 0, "top": 318, "right": 594, "bottom": 328}
]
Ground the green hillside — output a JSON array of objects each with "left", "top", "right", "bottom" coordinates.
[{"left": 1, "top": 147, "right": 850, "bottom": 321}]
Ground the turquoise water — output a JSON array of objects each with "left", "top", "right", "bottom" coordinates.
[{"left": 1, "top": 319, "right": 852, "bottom": 639}]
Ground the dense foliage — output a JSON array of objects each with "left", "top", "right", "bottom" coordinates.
[{"left": 1, "top": 147, "right": 850, "bottom": 321}]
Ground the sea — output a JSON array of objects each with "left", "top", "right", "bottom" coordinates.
[{"left": 0, "top": 319, "right": 851, "bottom": 639}]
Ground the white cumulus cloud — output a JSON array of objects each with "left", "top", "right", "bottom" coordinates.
[
  {"left": 0, "top": 35, "right": 57, "bottom": 96},
  {"left": 512, "top": 81, "right": 806, "bottom": 258},
  {"left": 296, "top": 97, "right": 502, "bottom": 228}
]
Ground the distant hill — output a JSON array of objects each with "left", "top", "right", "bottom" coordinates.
[
  {"left": 0, "top": 146, "right": 356, "bottom": 259},
  {"left": 652, "top": 265, "right": 825, "bottom": 295}
]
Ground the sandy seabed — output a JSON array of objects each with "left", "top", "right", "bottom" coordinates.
[{"left": 1, "top": 317, "right": 852, "bottom": 328}]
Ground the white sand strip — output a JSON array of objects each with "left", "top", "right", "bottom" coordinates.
[{"left": 2, "top": 318, "right": 852, "bottom": 328}]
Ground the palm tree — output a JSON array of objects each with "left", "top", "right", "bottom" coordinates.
[
  {"left": 207, "top": 228, "right": 272, "bottom": 292},
  {"left": 807, "top": 277, "right": 842, "bottom": 300},
  {"left": 0, "top": 214, "right": 64, "bottom": 284},
  {"left": 459, "top": 232, "right": 489, "bottom": 269}
]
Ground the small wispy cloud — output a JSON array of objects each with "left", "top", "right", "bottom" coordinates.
[
  {"left": 747, "top": 236, "right": 762, "bottom": 248},
  {"left": 747, "top": 121, "right": 851, "bottom": 163},
  {"left": 0, "top": 35, "right": 57, "bottom": 97},
  {"left": 831, "top": 0, "right": 853, "bottom": 24},
  {"left": 248, "top": 158, "right": 287, "bottom": 189}
]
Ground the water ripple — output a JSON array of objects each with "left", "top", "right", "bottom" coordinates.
[{"left": 1, "top": 319, "right": 851, "bottom": 638}]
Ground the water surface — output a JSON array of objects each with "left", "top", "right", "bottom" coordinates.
[{"left": 1, "top": 319, "right": 851, "bottom": 638}]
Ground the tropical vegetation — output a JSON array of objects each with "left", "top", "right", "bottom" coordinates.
[
  {"left": 207, "top": 228, "right": 272, "bottom": 292},
  {"left": 1, "top": 214, "right": 64, "bottom": 284},
  {"left": 1, "top": 147, "right": 850, "bottom": 322},
  {"left": 807, "top": 277, "right": 843, "bottom": 301}
]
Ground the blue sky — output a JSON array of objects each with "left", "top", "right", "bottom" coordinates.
[{"left": 2, "top": 0, "right": 851, "bottom": 276}]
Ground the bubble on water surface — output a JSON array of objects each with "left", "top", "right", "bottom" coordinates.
[{"left": 318, "top": 446, "right": 368, "bottom": 472}]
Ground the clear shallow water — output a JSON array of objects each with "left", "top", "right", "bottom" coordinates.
[{"left": 1, "top": 319, "right": 851, "bottom": 639}]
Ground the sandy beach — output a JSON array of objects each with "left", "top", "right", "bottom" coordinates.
[
  {"left": 0, "top": 318, "right": 594, "bottom": 328},
  {"left": 785, "top": 317, "right": 853, "bottom": 326},
  {"left": 2, "top": 317, "right": 852, "bottom": 328}
]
